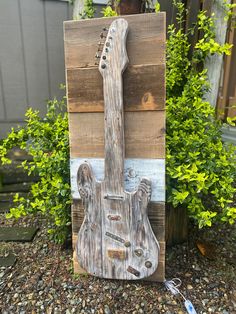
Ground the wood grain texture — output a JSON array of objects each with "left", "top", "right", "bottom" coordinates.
[
  {"left": 76, "top": 162, "right": 160, "bottom": 279},
  {"left": 72, "top": 199, "right": 165, "bottom": 281},
  {"left": 76, "top": 19, "right": 160, "bottom": 280},
  {"left": 72, "top": 237, "right": 165, "bottom": 282},
  {"left": 72, "top": 199, "right": 165, "bottom": 242},
  {"left": 67, "top": 64, "right": 165, "bottom": 112},
  {"left": 70, "top": 158, "right": 165, "bottom": 202},
  {"left": 69, "top": 111, "right": 165, "bottom": 159},
  {"left": 64, "top": 13, "right": 166, "bottom": 281},
  {"left": 64, "top": 13, "right": 165, "bottom": 69}
]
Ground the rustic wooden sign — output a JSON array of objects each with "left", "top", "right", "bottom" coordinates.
[
  {"left": 64, "top": 12, "right": 166, "bottom": 281},
  {"left": 75, "top": 18, "right": 160, "bottom": 280}
]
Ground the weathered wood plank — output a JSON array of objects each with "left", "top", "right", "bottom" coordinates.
[
  {"left": 72, "top": 200, "right": 165, "bottom": 242},
  {"left": 0, "top": 182, "right": 33, "bottom": 193},
  {"left": 204, "top": 0, "right": 231, "bottom": 107},
  {"left": 69, "top": 111, "right": 165, "bottom": 159},
  {"left": 44, "top": 0, "right": 68, "bottom": 99},
  {"left": 70, "top": 158, "right": 165, "bottom": 202},
  {"left": 64, "top": 13, "right": 165, "bottom": 69},
  {"left": 19, "top": 0, "right": 50, "bottom": 113},
  {"left": 76, "top": 19, "right": 160, "bottom": 280},
  {"left": 65, "top": 38, "right": 165, "bottom": 69},
  {"left": 72, "top": 236, "right": 165, "bottom": 282},
  {"left": 64, "top": 13, "right": 165, "bottom": 43},
  {"left": 67, "top": 64, "right": 165, "bottom": 112},
  {"left": 65, "top": 13, "right": 166, "bottom": 282},
  {"left": 0, "top": 0, "right": 28, "bottom": 119}
]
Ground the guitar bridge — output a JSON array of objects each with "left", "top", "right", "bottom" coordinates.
[{"left": 104, "top": 194, "right": 124, "bottom": 200}]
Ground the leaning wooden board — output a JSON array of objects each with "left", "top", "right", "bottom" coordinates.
[{"left": 64, "top": 12, "right": 166, "bottom": 281}]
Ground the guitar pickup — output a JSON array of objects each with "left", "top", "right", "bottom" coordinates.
[
  {"left": 107, "top": 249, "right": 127, "bottom": 260},
  {"left": 104, "top": 194, "right": 124, "bottom": 200},
  {"left": 127, "top": 266, "right": 140, "bottom": 277}
]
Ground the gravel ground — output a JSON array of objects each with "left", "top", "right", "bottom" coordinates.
[{"left": 0, "top": 214, "right": 235, "bottom": 314}]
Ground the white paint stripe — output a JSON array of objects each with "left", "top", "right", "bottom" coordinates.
[{"left": 70, "top": 158, "right": 165, "bottom": 202}]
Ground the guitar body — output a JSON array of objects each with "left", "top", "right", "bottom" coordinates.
[
  {"left": 77, "top": 162, "right": 159, "bottom": 279},
  {"left": 76, "top": 18, "right": 160, "bottom": 280}
]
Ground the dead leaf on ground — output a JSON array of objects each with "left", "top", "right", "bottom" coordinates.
[{"left": 196, "top": 240, "right": 217, "bottom": 260}]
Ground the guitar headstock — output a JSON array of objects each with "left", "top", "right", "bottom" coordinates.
[{"left": 98, "top": 18, "right": 129, "bottom": 77}]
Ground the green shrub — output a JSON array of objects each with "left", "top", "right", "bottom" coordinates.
[
  {"left": 0, "top": 1, "right": 235, "bottom": 243},
  {"left": 0, "top": 97, "right": 71, "bottom": 243},
  {"left": 166, "top": 2, "right": 236, "bottom": 227}
]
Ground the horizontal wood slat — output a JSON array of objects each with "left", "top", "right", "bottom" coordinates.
[
  {"left": 65, "top": 38, "right": 165, "bottom": 69},
  {"left": 67, "top": 64, "right": 165, "bottom": 112},
  {"left": 69, "top": 111, "right": 165, "bottom": 158},
  {"left": 72, "top": 200, "right": 165, "bottom": 242},
  {"left": 72, "top": 199, "right": 165, "bottom": 281},
  {"left": 64, "top": 13, "right": 165, "bottom": 43},
  {"left": 72, "top": 237, "right": 165, "bottom": 282},
  {"left": 70, "top": 158, "right": 165, "bottom": 202},
  {"left": 64, "top": 13, "right": 165, "bottom": 69}
]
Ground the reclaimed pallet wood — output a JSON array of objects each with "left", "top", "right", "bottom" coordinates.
[
  {"left": 64, "top": 13, "right": 165, "bottom": 69},
  {"left": 69, "top": 111, "right": 165, "bottom": 159},
  {"left": 72, "top": 200, "right": 165, "bottom": 243},
  {"left": 75, "top": 18, "right": 160, "bottom": 280},
  {"left": 0, "top": 182, "right": 33, "bottom": 193},
  {"left": 72, "top": 200, "right": 165, "bottom": 281},
  {"left": 70, "top": 158, "right": 165, "bottom": 202},
  {"left": 64, "top": 13, "right": 166, "bottom": 281},
  {"left": 67, "top": 64, "right": 165, "bottom": 112},
  {"left": 0, "top": 161, "right": 38, "bottom": 184}
]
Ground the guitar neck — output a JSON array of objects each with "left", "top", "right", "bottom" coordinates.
[{"left": 103, "top": 73, "right": 124, "bottom": 194}]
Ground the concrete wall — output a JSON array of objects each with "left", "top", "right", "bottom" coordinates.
[{"left": 0, "top": 0, "right": 73, "bottom": 138}]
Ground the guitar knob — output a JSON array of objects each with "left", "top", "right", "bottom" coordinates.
[
  {"left": 145, "top": 261, "right": 152, "bottom": 268},
  {"left": 124, "top": 241, "right": 131, "bottom": 247},
  {"left": 134, "top": 249, "right": 143, "bottom": 257}
]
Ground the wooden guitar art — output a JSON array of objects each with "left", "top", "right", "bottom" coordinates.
[{"left": 76, "top": 18, "right": 160, "bottom": 280}]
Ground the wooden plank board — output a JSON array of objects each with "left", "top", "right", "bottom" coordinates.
[
  {"left": 65, "top": 13, "right": 166, "bottom": 281},
  {"left": 69, "top": 111, "right": 165, "bottom": 159},
  {"left": 19, "top": 0, "right": 50, "bottom": 114},
  {"left": 67, "top": 64, "right": 165, "bottom": 112},
  {"left": 44, "top": 0, "right": 69, "bottom": 99},
  {"left": 72, "top": 199, "right": 165, "bottom": 242},
  {"left": 70, "top": 158, "right": 165, "bottom": 202},
  {"left": 228, "top": 96, "right": 236, "bottom": 118},
  {"left": 72, "top": 237, "right": 165, "bottom": 282},
  {"left": 64, "top": 13, "right": 165, "bottom": 69},
  {"left": 0, "top": 0, "right": 28, "bottom": 119}
]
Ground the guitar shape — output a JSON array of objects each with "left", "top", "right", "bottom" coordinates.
[{"left": 76, "top": 18, "right": 160, "bottom": 280}]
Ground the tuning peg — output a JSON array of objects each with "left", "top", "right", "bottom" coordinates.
[{"left": 95, "top": 52, "right": 101, "bottom": 59}]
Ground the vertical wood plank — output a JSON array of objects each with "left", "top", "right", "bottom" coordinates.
[
  {"left": 0, "top": 0, "right": 28, "bottom": 120},
  {"left": 204, "top": 0, "right": 230, "bottom": 108},
  {"left": 158, "top": 0, "right": 172, "bottom": 29},
  {"left": 0, "top": 65, "right": 6, "bottom": 119},
  {"left": 19, "top": 0, "right": 50, "bottom": 115},
  {"left": 44, "top": 0, "right": 68, "bottom": 99},
  {"left": 186, "top": 0, "right": 201, "bottom": 54}
]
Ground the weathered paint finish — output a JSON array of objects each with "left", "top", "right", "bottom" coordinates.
[
  {"left": 70, "top": 158, "right": 165, "bottom": 202},
  {"left": 76, "top": 161, "right": 160, "bottom": 280},
  {"left": 76, "top": 19, "right": 159, "bottom": 280}
]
